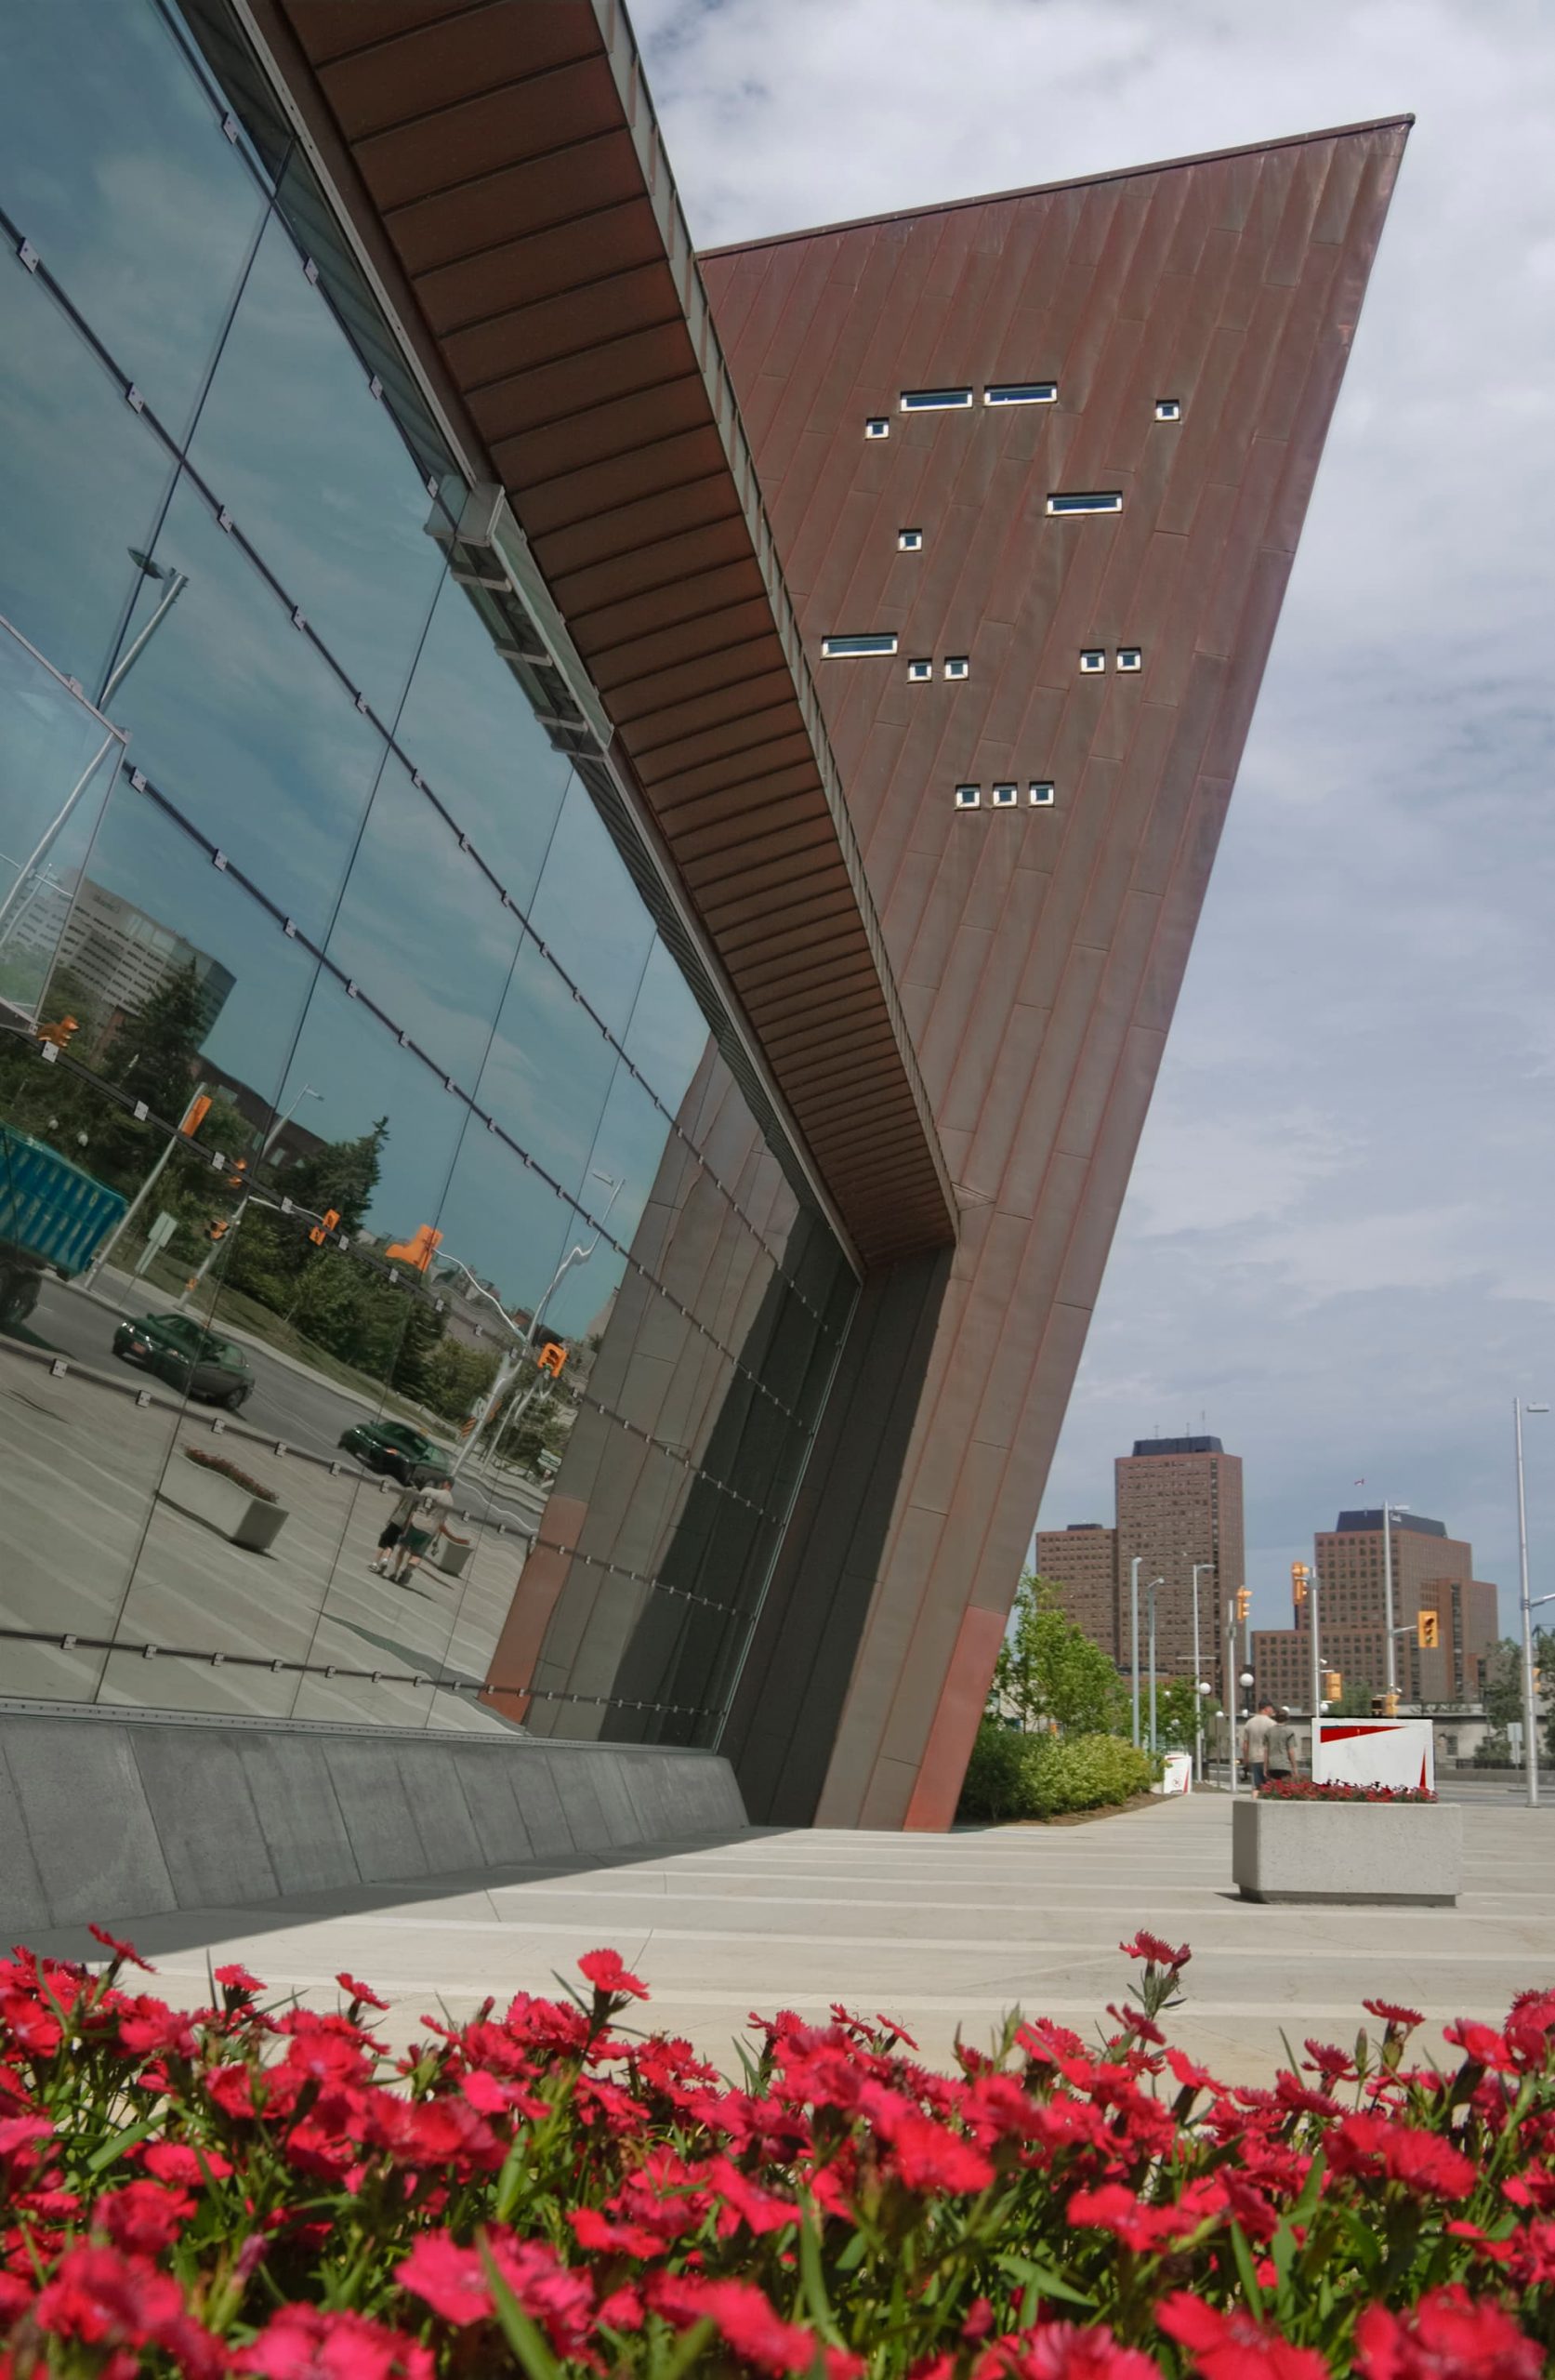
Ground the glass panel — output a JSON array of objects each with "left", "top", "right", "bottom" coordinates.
[
  {"left": 0, "top": 265, "right": 178, "bottom": 697},
  {"left": 0, "top": 623, "right": 125, "bottom": 1021},
  {"left": 528, "top": 778, "right": 654, "bottom": 1037},
  {"left": 0, "top": 0, "right": 268, "bottom": 435},
  {"left": 103, "top": 474, "right": 389, "bottom": 940},
  {"left": 322, "top": 754, "right": 522, "bottom": 1088},
  {"left": 183, "top": 210, "right": 447, "bottom": 717},
  {"left": 391, "top": 578, "right": 573, "bottom": 915},
  {"left": 621, "top": 936, "right": 714, "bottom": 1117},
  {"left": 473, "top": 934, "right": 619, "bottom": 1210}
]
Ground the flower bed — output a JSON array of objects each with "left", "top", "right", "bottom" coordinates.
[
  {"left": 1259, "top": 1777, "right": 1437, "bottom": 1804},
  {"left": 182, "top": 1448, "right": 279, "bottom": 1502},
  {"left": 3, "top": 1926, "right": 1553, "bottom": 2377}
]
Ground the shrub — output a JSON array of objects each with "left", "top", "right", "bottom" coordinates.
[
  {"left": 1260, "top": 1777, "right": 1436, "bottom": 1804},
  {"left": 959, "top": 1721, "right": 1154, "bottom": 1821},
  {"left": 182, "top": 1447, "right": 278, "bottom": 1502},
  {"left": 4, "top": 1927, "right": 1555, "bottom": 2376}
]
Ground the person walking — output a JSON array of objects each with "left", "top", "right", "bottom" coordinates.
[
  {"left": 1267, "top": 1708, "right": 1299, "bottom": 1785},
  {"left": 369, "top": 1479, "right": 421, "bottom": 1577},
  {"left": 1241, "top": 1700, "right": 1278, "bottom": 1791},
  {"left": 388, "top": 1474, "right": 455, "bottom": 1586}
]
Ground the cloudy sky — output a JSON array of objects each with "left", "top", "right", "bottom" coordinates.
[{"left": 631, "top": 0, "right": 1555, "bottom": 1631}]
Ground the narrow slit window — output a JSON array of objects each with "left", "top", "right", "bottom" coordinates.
[
  {"left": 1029, "top": 781, "right": 1055, "bottom": 807},
  {"left": 1117, "top": 647, "right": 1142, "bottom": 672},
  {"left": 900, "top": 388, "right": 972, "bottom": 411},
  {"left": 955, "top": 784, "right": 981, "bottom": 809},
  {"left": 1047, "top": 491, "right": 1123, "bottom": 516},
  {"left": 1079, "top": 649, "right": 1107, "bottom": 675},
  {"left": 864, "top": 416, "right": 890, "bottom": 439},
  {"left": 822, "top": 632, "right": 898, "bottom": 659},
  {"left": 984, "top": 382, "right": 1057, "bottom": 406},
  {"left": 992, "top": 783, "right": 1019, "bottom": 807},
  {"left": 1154, "top": 398, "right": 1182, "bottom": 421},
  {"left": 943, "top": 655, "right": 969, "bottom": 681},
  {"left": 907, "top": 658, "right": 933, "bottom": 682},
  {"left": 898, "top": 528, "right": 924, "bottom": 551}
]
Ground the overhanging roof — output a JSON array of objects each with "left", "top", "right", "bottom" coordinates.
[{"left": 241, "top": 0, "right": 957, "bottom": 1271}]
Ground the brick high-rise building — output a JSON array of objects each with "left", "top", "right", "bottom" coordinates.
[
  {"left": 1114, "top": 1437, "right": 1245, "bottom": 1692},
  {"left": 1252, "top": 1511, "right": 1498, "bottom": 1710},
  {"left": 1034, "top": 1524, "right": 1118, "bottom": 1659}
]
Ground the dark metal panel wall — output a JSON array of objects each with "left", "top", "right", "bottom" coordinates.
[{"left": 701, "top": 118, "right": 1409, "bottom": 1828}]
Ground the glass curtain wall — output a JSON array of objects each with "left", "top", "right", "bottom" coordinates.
[{"left": 0, "top": 0, "right": 855, "bottom": 1746}]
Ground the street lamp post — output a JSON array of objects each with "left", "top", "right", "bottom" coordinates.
[
  {"left": 1129, "top": 1556, "right": 1141, "bottom": 1748},
  {"left": 1147, "top": 1576, "right": 1160, "bottom": 1755},
  {"left": 1191, "top": 1561, "right": 1212, "bottom": 1778},
  {"left": 261, "top": 1082, "right": 321, "bottom": 1162},
  {"left": 1309, "top": 1560, "right": 1323, "bottom": 1739},
  {"left": 1515, "top": 1397, "right": 1549, "bottom": 1808}
]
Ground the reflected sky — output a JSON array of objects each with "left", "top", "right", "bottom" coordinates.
[
  {"left": 0, "top": 0, "right": 267, "bottom": 439},
  {"left": 530, "top": 779, "right": 654, "bottom": 1037}
]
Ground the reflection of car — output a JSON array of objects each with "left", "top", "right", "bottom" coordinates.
[
  {"left": 112, "top": 1313, "right": 255, "bottom": 1408},
  {"left": 336, "top": 1417, "right": 452, "bottom": 1486}
]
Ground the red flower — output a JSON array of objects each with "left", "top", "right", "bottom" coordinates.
[
  {"left": 891, "top": 2112, "right": 995, "bottom": 2194},
  {"left": 34, "top": 2244, "right": 183, "bottom": 2351},
  {"left": 1328, "top": 2113, "right": 1478, "bottom": 2199},
  {"left": 336, "top": 1973, "right": 389, "bottom": 2012},
  {"left": 116, "top": 1997, "right": 198, "bottom": 2059},
  {"left": 577, "top": 1949, "right": 649, "bottom": 2001},
  {"left": 652, "top": 2275, "right": 815, "bottom": 2375},
  {"left": 395, "top": 2236, "right": 490, "bottom": 2329},
  {"left": 398, "top": 2232, "right": 593, "bottom": 2355},
  {"left": 205, "top": 2063, "right": 258, "bottom": 2120},
  {"left": 95, "top": 2179, "right": 193, "bottom": 2255},
  {"left": 237, "top": 2304, "right": 431, "bottom": 2380},
  {"left": 142, "top": 2140, "right": 233, "bottom": 2186},
  {"left": 1120, "top": 1932, "right": 1190, "bottom": 1968},
  {"left": 978, "top": 2324, "right": 1162, "bottom": 2378},
  {"left": 1354, "top": 2287, "right": 1542, "bottom": 2378},
  {"left": 1157, "top": 2294, "right": 1326, "bottom": 2379},
  {"left": 214, "top": 1964, "right": 263, "bottom": 1996},
  {"left": 1364, "top": 1999, "right": 1425, "bottom": 2030},
  {"left": 87, "top": 1924, "right": 152, "bottom": 1972},
  {"left": 1067, "top": 2184, "right": 1209, "bottom": 2254},
  {"left": 568, "top": 2205, "right": 663, "bottom": 2256}
]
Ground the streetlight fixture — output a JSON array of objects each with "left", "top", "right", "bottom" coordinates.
[
  {"left": 261, "top": 1081, "right": 322, "bottom": 1162},
  {"left": 1515, "top": 1397, "right": 1549, "bottom": 1808},
  {"left": 1129, "top": 1556, "right": 1142, "bottom": 1747},
  {"left": 1146, "top": 1575, "right": 1164, "bottom": 1753}
]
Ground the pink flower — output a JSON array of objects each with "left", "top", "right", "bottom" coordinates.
[
  {"left": 1067, "top": 2185, "right": 1206, "bottom": 2254},
  {"left": 890, "top": 2112, "right": 995, "bottom": 2194},
  {"left": 336, "top": 1972, "right": 389, "bottom": 2012},
  {"left": 1364, "top": 1999, "right": 1425, "bottom": 2030},
  {"left": 34, "top": 2244, "right": 183, "bottom": 2351},
  {"left": 978, "top": 2324, "right": 1162, "bottom": 2378},
  {"left": 652, "top": 2275, "right": 815, "bottom": 2375},
  {"left": 1354, "top": 2288, "right": 1542, "bottom": 2378},
  {"left": 1157, "top": 2294, "right": 1326, "bottom": 2379},
  {"left": 214, "top": 1964, "right": 263, "bottom": 1996},
  {"left": 95, "top": 2178, "right": 193, "bottom": 2254},
  {"left": 237, "top": 2304, "right": 431, "bottom": 2380},
  {"left": 395, "top": 2236, "right": 490, "bottom": 2329},
  {"left": 1121, "top": 1932, "right": 1190, "bottom": 1968},
  {"left": 143, "top": 2139, "right": 232, "bottom": 2187},
  {"left": 88, "top": 1924, "right": 152, "bottom": 1972},
  {"left": 398, "top": 2232, "right": 593, "bottom": 2356},
  {"left": 578, "top": 1948, "right": 649, "bottom": 2001}
]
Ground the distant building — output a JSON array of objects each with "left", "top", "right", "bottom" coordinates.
[
  {"left": 1034, "top": 1524, "right": 1117, "bottom": 1659},
  {"left": 16, "top": 871, "right": 233, "bottom": 1046},
  {"left": 1114, "top": 1437, "right": 1245, "bottom": 1691},
  {"left": 1253, "top": 1510, "right": 1498, "bottom": 1711}
]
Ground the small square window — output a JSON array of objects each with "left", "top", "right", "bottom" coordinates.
[
  {"left": 992, "top": 783, "right": 1018, "bottom": 807},
  {"left": 907, "top": 658, "right": 932, "bottom": 682},
  {"left": 1155, "top": 398, "right": 1182, "bottom": 421},
  {"left": 955, "top": 784, "right": 981, "bottom": 809},
  {"left": 899, "top": 528, "right": 923, "bottom": 550},
  {"left": 1079, "top": 649, "right": 1106, "bottom": 674},
  {"left": 864, "top": 417, "right": 890, "bottom": 440},
  {"left": 944, "top": 656, "right": 969, "bottom": 681},
  {"left": 1117, "top": 647, "right": 1142, "bottom": 672},
  {"left": 1028, "top": 781, "right": 1055, "bottom": 807}
]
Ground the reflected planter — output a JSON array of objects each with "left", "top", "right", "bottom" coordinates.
[
  {"left": 1232, "top": 1796, "right": 1460, "bottom": 1907},
  {"left": 159, "top": 1455, "right": 289, "bottom": 1554}
]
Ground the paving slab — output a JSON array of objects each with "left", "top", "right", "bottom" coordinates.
[{"left": 18, "top": 1792, "right": 1555, "bottom": 2082}]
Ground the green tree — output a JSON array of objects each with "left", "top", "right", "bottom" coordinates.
[
  {"left": 991, "top": 1575, "right": 1126, "bottom": 1737},
  {"left": 1336, "top": 1676, "right": 1377, "bottom": 1716},
  {"left": 1140, "top": 1675, "right": 1203, "bottom": 1750},
  {"left": 99, "top": 961, "right": 209, "bottom": 1123},
  {"left": 284, "top": 1118, "right": 388, "bottom": 1237}
]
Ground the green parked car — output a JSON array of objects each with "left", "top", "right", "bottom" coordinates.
[
  {"left": 336, "top": 1416, "right": 453, "bottom": 1486},
  {"left": 112, "top": 1313, "right": 255, "bottom": 1408}
]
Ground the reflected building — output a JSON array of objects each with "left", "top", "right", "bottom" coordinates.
[{"left": 0, "top": 0, "right": 1406, "bottom": 1852}]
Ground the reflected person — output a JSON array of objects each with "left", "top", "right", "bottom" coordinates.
[{"left": 388, "top": 1474, "right": 455, "bottom": 1587}]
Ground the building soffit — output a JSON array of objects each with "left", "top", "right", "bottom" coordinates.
[{"left": 245, "top": 0, "right": 957, "bottom": 1272}]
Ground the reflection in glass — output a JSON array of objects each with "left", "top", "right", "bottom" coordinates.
[
  {"left": 528, "top": 778, "right": 653, "bottom": 1037},
  {"left": 185, "top": 211, "right": 447, "bottom": 717},
  {"left": 622, "top": 936, "right": 714, "bottom": 1115},
  {"left": 0, "top": 265, "right": 178, "bottom": 698},
  {"left": 0, "top": 0, "right": 268, "bottom": 436},
  {"left": 474, "top": 934, "right": 619, "bottom": 1211},
  {"left": 0, "top": 625, "right": 125, "bottom": 1021},
  {"left": 104, "top": 475, "right": 389, "bottom": 941},
  {"left": 392, "top": 578, "right": 573, "bottom": 914}
]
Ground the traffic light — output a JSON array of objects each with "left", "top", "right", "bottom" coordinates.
[
  {"left": 386, "top": 1223, "right": 441, "bottom": 1272},
  {"left": 308, "top": 1206, "right": 342, "bottom": 1248},
  {"left": 207, "top": 1217, "right": 231, "bottom": 1244},
  {"left": 1324, "top": 1670, "right": 1342, "bottom": 1701},
  {"left": 1235, "top": 1587, "right": 1251, "bottom": 1623},
  {"left": 1417, "top": 1611, "right": 1441, "bottom": 1649},
  {"left": 535, "top": 1341, "right": 568, "bottom": 1378},
  {"left": 1291, "top": 1562, "right": 1309, "bottom": 1607},
  {"left": 37, "top": 1015, "right": 78, "bottom": 1051},
  {"left": 180, "top": 1092, "right": 212, "bottom": 1137}
]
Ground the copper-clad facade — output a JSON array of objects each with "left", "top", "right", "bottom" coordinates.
[
  {"left": 700, "top": 120, "right": 1408, "bottom": 1825},
  {"left": 251, "top": 0, "right": 1406, "bottom": 1825}
]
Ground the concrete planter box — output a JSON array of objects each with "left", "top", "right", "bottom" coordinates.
[
  {"left": 159, "top": 1458, "right": 289, "bottom": 1554},
  {"left": 1232, "top": 1795, "right": 1461, "bottom": 1906}
]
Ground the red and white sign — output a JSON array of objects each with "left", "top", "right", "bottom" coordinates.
[{"left": 1313, "top": 1717, "right": 1433, "bottom": 1793}]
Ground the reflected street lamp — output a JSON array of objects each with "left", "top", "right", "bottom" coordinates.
[{"left": 261, "top": 1081, "right": 321, "bottom": 1161}]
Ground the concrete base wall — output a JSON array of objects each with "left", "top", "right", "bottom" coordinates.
[
  {"left": 0, "top": 1706, "right": 747, "bottom": 1935},
  {"left": 1232, "top": 1796, "right": 1461, "bottom": 1905}
]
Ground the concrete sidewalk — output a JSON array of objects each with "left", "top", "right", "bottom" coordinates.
[{"left": 21, "top": 1791, "right": 1555, "bottom": 2082}]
